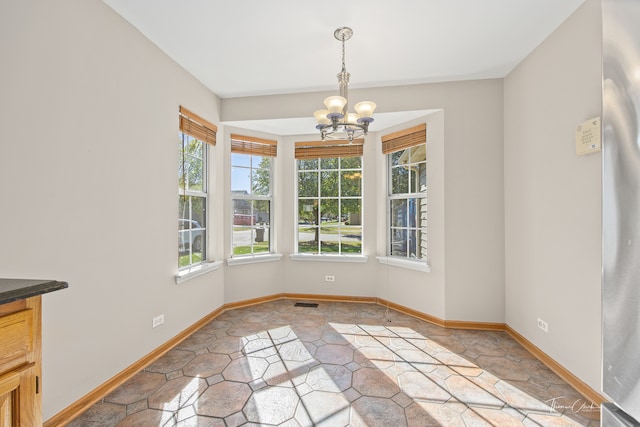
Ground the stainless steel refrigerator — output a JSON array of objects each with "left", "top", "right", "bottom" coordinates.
[{"left": 602, "top": 0, "right": 640, "bottom": 425}]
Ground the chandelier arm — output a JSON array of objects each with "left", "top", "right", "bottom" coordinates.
[{"left": 318, "top": 121, "right": 367, "bottom": 143}]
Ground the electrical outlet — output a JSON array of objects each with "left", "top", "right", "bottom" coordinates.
[
  {"left": 325, "top": 275, "right": 335, "bottom": 282},
  {"left": 152, "top": 314, "right": 164, "bottom": 328},
  {"left": 537, "top": 317, "right": 548, "bottom": 333}
]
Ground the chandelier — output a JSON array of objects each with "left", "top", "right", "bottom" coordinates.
[{"left": 314, "top": 27, "right": 376, "bottom": 143}]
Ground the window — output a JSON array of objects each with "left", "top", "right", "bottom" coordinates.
[
  {"left": 296, "top": 140, "right": 363, "bottom": 254},
  {"left": 383, "top": 124, "right": 427, "bottom": 261},
  {"left": 231, "top": 134, "right": 277, "bottom": 256},
  {"left": 178, "top": 106, "right": 216, "bottom": 269}
]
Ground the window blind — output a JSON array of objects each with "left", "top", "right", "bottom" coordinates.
[
  {"left": 295, "top": 139, "right": 364, "bottom": 159},
  {"left": 381, "top": 123, "right": 426, "bottom": 154},
  {"left": 230, "top": 134, "right": 277, "bottom": 157},
  {"left": 179, "top": 106, "right": 217, "bottom": 146}
]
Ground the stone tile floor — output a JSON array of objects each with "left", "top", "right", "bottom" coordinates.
[{"left": 67, "top": 300, "right": 600, "bottom": 426}]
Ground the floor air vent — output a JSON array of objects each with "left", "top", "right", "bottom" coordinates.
[{"left": 294, "top": 302, "right": 319, "bottom": 308}]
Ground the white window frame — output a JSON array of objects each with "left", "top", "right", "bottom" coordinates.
[
  {"left": 230, "top": 151, "right": 274, "bottom": 258},
  {"left": 295, "top": 155, "right": 363, "bottom": 256},
  {"left": 386, "top": 143, "right": 427, "bottom": 263},
  {"left": 178, "top": 131, "right": 208, "bottom": 271}
]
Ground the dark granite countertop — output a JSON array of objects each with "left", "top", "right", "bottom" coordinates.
[{"left": 0, "top": 279, "right": 68, "bottom": 305}]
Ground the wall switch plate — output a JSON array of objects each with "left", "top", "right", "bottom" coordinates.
[
  {"left": 152, "top": 314, "right": 164, "bottom": 328},
  {"left": 325, "top": 275, "right": 335, "bottom": 282}
]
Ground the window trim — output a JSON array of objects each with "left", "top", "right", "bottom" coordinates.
[
  {"left": 178, "top": 124, "right": 210, "bottom": 271},
  {"left": 376, "top": 256, "right": 430, "bottom": 272},
  {"left": 175, "top": 260, "right": 223, "bottom": 284},
  {"left": 177, "top": 106, "right": 216, "bottom": 272},
  {"left": 230, "top": 135, "right": 277, "bottom": 258},
  {"left": 294, "top": 145, "right": 364, "bottom": 256},
  {"left": 226, "top": 253, "right": 283, "bottom": 266},
  {"left": 290, "top": 253, "right": 368, "bottom": 263},
  {"left": 383, "top": 123, "right": 428, "bottom": 262}
]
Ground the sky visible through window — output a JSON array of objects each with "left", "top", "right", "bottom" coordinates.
[{"left": 231, "top": 153, "right": 253, "bottom": 193}]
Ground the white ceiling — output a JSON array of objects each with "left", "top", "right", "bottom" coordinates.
[{"left": 102, "top": 0, "right": 585, "bottom": 134}]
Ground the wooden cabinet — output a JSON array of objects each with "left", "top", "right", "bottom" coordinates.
[
  {"left": 0, "top": 279, "right": 67, "bottom": 426},
  {"left": 0, "top": 297, "right": 42, "bottom": 426}
]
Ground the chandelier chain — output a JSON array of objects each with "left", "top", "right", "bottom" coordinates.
[{"left": 341, "top": 35, "right": 346, "bottom": 73}]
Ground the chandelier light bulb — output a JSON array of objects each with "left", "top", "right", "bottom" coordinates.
[
  {"left": 324, "top": 96, "right": 347, "bottom": 116},
  {"left": 314, "top": 109, "right": 331, "bottom": 126},
  {"left": 354, "top": 101, "right": 376, "bottom": 120}
]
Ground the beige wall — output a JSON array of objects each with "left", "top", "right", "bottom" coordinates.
[
  {"left": 221, "top": 125, "right": 288, "bottom": 303},
  {"left": 504, "top": 0, "right": 602, "bottom": 391},
  {"left": 0, "top": 0, "right": 225, "bottom": 419},
  {"left": 374, "top": 112, "right": 447, "bottom": 319},
  {"left": 0, "top": 0, "right": 603, "bottom": 421}
]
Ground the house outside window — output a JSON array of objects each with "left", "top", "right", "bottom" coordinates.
[
  {"left": 178, "top": 106, "right": 216, "bottom": 269},
  {"left": 231, "top": 134, "right": 277, "bottom": 256},
  {"left": 383, "top": 124, "right": 427, "bottom": 261},
  {"left": 295, "top": 140, "right": 364, "bottom": 255}
]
